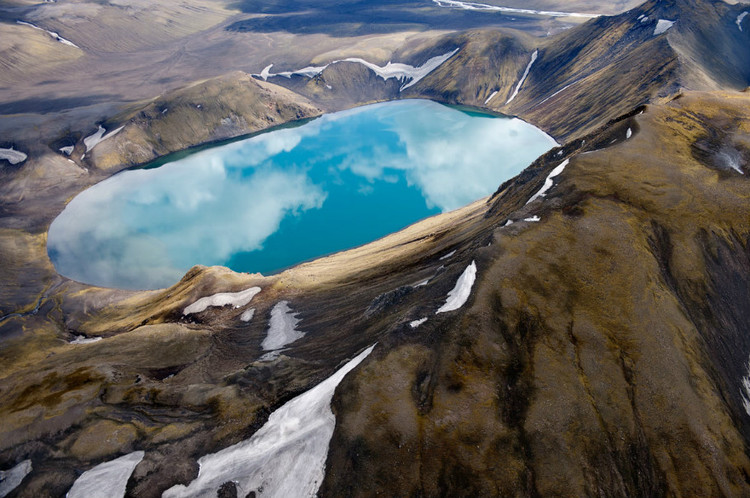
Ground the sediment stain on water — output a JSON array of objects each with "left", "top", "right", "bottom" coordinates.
[{"left": 48, "top": 99, "right": 557, "bottom": 290}]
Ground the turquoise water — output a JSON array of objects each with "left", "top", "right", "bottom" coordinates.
[{"left": 48, "top": 100, "right": 556, "bottom": 290}]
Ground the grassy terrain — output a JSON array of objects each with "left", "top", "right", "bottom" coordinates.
[{"left": 0, "top": 0, "right": 749, "bottom": 495}]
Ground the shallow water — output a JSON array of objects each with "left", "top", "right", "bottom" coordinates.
[{"left": 48, "top": 99, "right": 556, "bottom": 290}]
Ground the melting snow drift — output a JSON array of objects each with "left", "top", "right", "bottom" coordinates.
[
  {"left": 432, "top": 0, "right": 598, "bottom": 18},
  {"left": 654, "top": 19, "right": 675, "bottom": 36},
  {"left": 526, "top": 159, "right": 569, "bottom": 204},
  {"left": 506, "top": 50, "right": 538, "bottom": 105},
  {"left": 16, "top": 20, "right": 79, "bottom": 48},
  {"left": 410, "top": 317, "right": 428, "bottom": 328},
  {"left": 70, "top": 335, "right": 102, "bottom": 345},
  {"left": 0, "top": 147, "right": 27, "bottom": 165},
  {"left": 437, "top": 261, "right": 477, "bottom": 313},
  {"left": 183, "top": 286, "right": 261, "bottom": 315},
  {"left": 262, "top": 300, "right": 305, "bottom": 350},
  {"left": 66, "top": 451, "right": 144, "bottom": 498},
  {"left": 83, "top": 125, "right": 125, "bottom": 152},
  {"left": 738, "top": 12, "right": 748, "bottom": 31},
  {"left": 254, "top": 49, "right": 459, "bottom": 92},
  {"left": 0, "top": 460, "right": 32, "bottom": 497},
  {"left": 163, "top": 345, "right": 375, "bottom": 498},
  {"left": 240, "top": 308, "right": 256, "bottom": 322}
]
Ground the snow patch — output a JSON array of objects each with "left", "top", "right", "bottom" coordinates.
[
  {"left": 183, "top": 286, "right": 261, "bottom": 315},
  {"left": 163, "top": 345, "right": 375, "bottom": 498},
  {"left": 254, "top": 50, "right": 458, "bottom": 92},
  {"left": 626, "top": 128, "right": 632, "bottom": 139},
  {"left": 504, "top": 219, "right": 514, "bottom": 227},
  {"left": 535, "top": 80, "right": 580, "bottom": 107},
  {"left": 259, "top": 64, "right": 274, "bottom": 80},
  {"left": 410, "top": 317, "right": 428, "bottom": 328},
  {"left": 431, "top": 0, "right": 599, "bottom": 18},
  {"left": 437, "top": 261, "right": 477, "bottom": 313},
  {"left": 0, "top": 459, "right": 32, "bottom": 497},
  {"left": 654, "top": 19, "right": 675, "bottom": 36},
  {"left": 738, "top": 12, "right": 748, "bottom": 31},
  {"left": 262, "top": 300, "right": 305, "bottom": 350},
  {"left": 524, "top": 215, "right": 541, "bottom": 222},
  {"left": 0, "top": 147, "right": 27, "bottom": 165},
  {"left": 439, "top": 250, "right": 457, "bottom": 260},
  {"left": 413, "top": 279, "right": 430, "bottom": 288},
  {"left": 526, "top": 159, "right": 569, "bottom": 204},
  {"left": 83, "top": 125, "right": 125, "bottom": 152},
  {"left": 17, "top": 20, "right": 79, "bottom": 48},
  {"left": 342, "top": 48, "right": 459, "bottom": 91},
  {"left": 484, "top": 90, "right": 498, "bottom": 105},
  {"left": 741, "top": 355, "right": 750, "bottom": 415},
  {"left": 277, "top": 65, "right": 329, "bottom": 79},
  {"left": 506, "top": 50, "right": 538, "bottom": 105},
  {"left": 66, "top": 451, "right": 144, "bottom": 498},
  {"left": 240, "top": 308, "right": 255, "bottom": 322},
  {"left": 59, "top": 145, "right": 74, "bottom": 156},
  {"left": 70, "top": 335, "right": 102, "bottom": 345}
]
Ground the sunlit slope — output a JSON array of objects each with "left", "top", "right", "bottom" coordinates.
[{"left": 323, "top": 89, "right": 750, "bottom": 497}]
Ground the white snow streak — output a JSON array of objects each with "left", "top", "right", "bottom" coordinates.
[
  {"left": 163, "top": 345, "right": 375, "bottom": 498},
  {"left": 16, "top": 20, "right": 79, "bottom": 48},
  {"left": 439, "top": 250, "right": 457, "bottom": 260},
  {"left": 526, "top": 159, "right": 569, "bottom": 205},
  {"left": 183, "top": 286, "right": 261, "bottom": 315},
  {"left": 413, "top": 279, "right": 430, "bottom": 288},
  {"left": 524, "top": 215, "right": 541, "bottom": 222},
  {"left": 70, "top": 335, "right": 102, "bottom": 344},
  {"left": 60, "top": 145, "right": 74, "bottom": 156},
  {"left": 259, "top": 64, "right": 274, "bottom": 80},
  {"left": 654, "top": 19, "right": 675, "bottom": 36},
  {"left": 741, "top": 355, "right": 750, "bottom": 415},
  {"left": 484, "top": 90, "right": 498, "bottom": 105},
  {"left": 276, "top": 65, "right": 330, "bottom": 79},
  {"left": 240, "top": 308, "right": 256, "bottom": 322},
  {"left": 254, "top": 49, "right": 459, "bottom": 92},
  {"left": 504, "top": 219, "right": 514, "bottom": 226},
  {"left": 0, "top": 147, "right": 27, "bottom": 165},
  {"left": 437, "top": 261, "right": 477, "bottom": 313},
  {"left": 738, "top": 12, "right": 748, "bottom": 31},
  {"left": 83, "top": 125, "right": 125, "bottom": 152},
  {"left": 410, "top": 318, "right": 428, "bottom": 328},
  {"left": 431, "top": 0, "right": 599, "bottom": 18},
  {"left": 0, "top": 460, "right": 32, "bottom": 498},
  {"left": 66, "top": 451, "right": 144, "bottom": 498},
  {"left": 535, "top": 80, "right": 580, "bottom": 107},
  {"left": 342, "top": 48, "right": 459, "bottom": 91},
  {"left": 262, "top": 300, "right": 305, "bottom": 351},
  {"left": 506, "top": 50, "right": 538, "bottom": 105},
  {"left": 626, "top": 128, "right": 632, "bottom": 139}
]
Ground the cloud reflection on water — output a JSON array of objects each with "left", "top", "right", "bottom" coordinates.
[{"left": 48, "top": 100, "right": 555, "bottom": 290}]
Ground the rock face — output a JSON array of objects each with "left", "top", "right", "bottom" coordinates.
[{"left": 1, "top": 0, "right": 749, "bottom": 495}]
